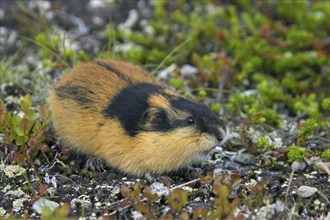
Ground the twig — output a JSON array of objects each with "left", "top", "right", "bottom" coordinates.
[
  {"left": 150, "top": 38, "right": 192, "bottom": 76},
  {"left": 284, "top": 169, "right": 294, "bottom": 208},
  {"left": 216, "top": 70, "right": 230, "bottom": 103},
  {"left": 317, "top": 191, "right": 330, "bottom": 204},
  {"left": 18, "top": 35, "right": 65, "bottom": 63}
]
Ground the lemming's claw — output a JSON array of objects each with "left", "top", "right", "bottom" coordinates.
[{"left": 219, "top": 127, "right": 232, "bottom": 146}]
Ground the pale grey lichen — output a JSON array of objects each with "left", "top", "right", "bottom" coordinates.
[
  {"left": 0, "top": 164, "right": 26, "bottom": 178},
  {"left": 0, "top": 206, "right": 6, "bottom": 217}
]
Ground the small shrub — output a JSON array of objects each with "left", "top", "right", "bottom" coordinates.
[
  {"left": 298, "top": 118, "right": 319, "bottom": 144},
  {"left": 0, "top": 94, "right": 51, "bottom": 165},
  {"left": 321, "top": 149, "right": 330, "bottom": 161},
  {"left": 321, "top": 98, "right": 330, "bottom": 110},
  {"left": 287, "top": 145, "right": 307, "bottom": 162}
]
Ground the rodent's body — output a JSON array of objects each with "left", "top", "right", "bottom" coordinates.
[{"left": 48, "top": 59, "right": 225, "bottom": 176}]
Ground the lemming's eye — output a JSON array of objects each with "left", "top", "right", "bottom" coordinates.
[{"left": 187, "top": 116, "right": 195, "bottom": 125}]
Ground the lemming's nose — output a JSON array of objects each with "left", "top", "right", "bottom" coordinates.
[
  {"left": 217, "top": 127, "right": 227, "bottom": 144},
  {"left": 214, "top": 127, "right": 224, "bottom": 142},
  {"left": 216, "top": 132, "right": 223, "bottom": 142}
]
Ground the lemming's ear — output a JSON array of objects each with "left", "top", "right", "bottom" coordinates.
[{"left": 141, "top": 107, "right": 163, "bottom": 131}]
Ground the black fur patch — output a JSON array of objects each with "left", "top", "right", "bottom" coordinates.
[
  {"left": 94, "top": 61, "right": 133, "bottom": 84},
  {"left": 103, "top": 83, "right": 223, "bottom": 140},
  {"left": 170, "top": 98, "right": 223, "bottom": 141},
  {"left": 146, "top": 109, "right": 172, "bottom": 132},
  {"left": 55, "top": 85, "right": 94, "bottom": 107},
  {"left": 102, "top": 83, "right": 163, "bottom": 136}
]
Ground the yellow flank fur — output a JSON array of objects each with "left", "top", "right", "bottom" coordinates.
[{"left": 48, "top": 59, "right": 219, "bottom": 176}]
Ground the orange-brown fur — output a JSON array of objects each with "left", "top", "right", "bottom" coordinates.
[{"left": 48, "top": 59, "right": 221, "bottom": 176}]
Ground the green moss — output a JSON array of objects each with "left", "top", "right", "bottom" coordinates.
[
  {"left": 287, "top": 145, "right": 307, "bottom": 162},
  {"left": 321, "top": 98, "right": 330, "bottom": 110},
  {"left": 210, "top": 103, "right": 221, "bottom": 113},
  {"left": 321, "top": 149, "right": 330, "bottom": 161},
  {"left": 169, "top": 78, "right": 185, "bottom": 90},
  {"left": 198, "top": 90, "right": 207, "bottom": 101},
  {"left": 293, "top": 94, "right": 320, "bottom": 117}
]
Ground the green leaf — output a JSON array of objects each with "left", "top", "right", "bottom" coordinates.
[
  {"left": 15, "top": 125, "right": 24, "bottom": 137},
  {"left": 53, "top": 203, "right": 70, "bottom": 220},
  {"left": 27, "top": 109, "right": 36, "bottom": 121},
  {"left": 20, "top": 94, "right": 32, "bottom": 113},
  {"left": 41, "top": 206, "right": 53, "bottom": 219},
  {"left": 16, "top": 135, "right": 28, "bottom": 145}
]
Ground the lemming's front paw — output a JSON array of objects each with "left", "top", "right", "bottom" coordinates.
[{"left": 85, "top": 157, "right": 106, "bottom": 171}]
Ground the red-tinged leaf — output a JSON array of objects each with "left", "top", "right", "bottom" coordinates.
[
  {"left": 214, "top": 173, "right": 226, "bottom": 183},
  {"left": 133, "top": 182, "right": 142, "bottom": 192},
  {"left": 230, "top": 173, "right": 241, "bottom": 184},
  {"left": 20, "top": 118, "right": 30, "bottom": 134},
  {"left": 143, "top": 186, "right": 159, "bottom": 204},
  {"left": 192, "top": 206, "right": 202, "bottom": 219},
  {"left": 230, "top": 198, "right": 240, "bottom": 209},
  {"left": 61, "top": 147, "right": 71, "bottom": 155},
  {"left": 0, "top": 99, "right": 4, "bottom": 110},
  {"left": 28, "top": 137, "right": 37, "bottom": 148},
  {"left": 179, "top": 212, "right": 189, "bottom": 220},
  {"left": 213, "top": 182, "right": 222, "bottom": 195},
  {"left": 164, "top": 177, "right": 172, "bottom": 188},
  {"left": 39, "top": 104, "right": 48, "bottom": 120},
  {"left": 41, "top": 144, "right": 49, "bottom": 153},
  {"left": 16, "top": 154, "right": 27, "bottom": 165},
  {"left": 120, "top": 186, "right": 131, "bottom": 198},
  {"left": 236, "top": 213, "right": 245, "bottom": 220},
  {"left": 200, "top": 173, "right": 212, "bottom": 184},
  {"left": 131, "top": 183, "right": 141, "bottom": 202},
  {"left": 159, "top": 214, "right": 173, "bottom": 220},
  {"left": 39, "top": 184, "right": 48, "bottom": 196},
  {"left": 143, "top": 186, "right": 151, "bottom": 195}
]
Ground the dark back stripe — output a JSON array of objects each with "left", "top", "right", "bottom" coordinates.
[
  {"left": 94, "top": 61, "right": 133, "bottom": 84},
  {"left": 55, "top": 85, "right": 94, "bottom": 108}
]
